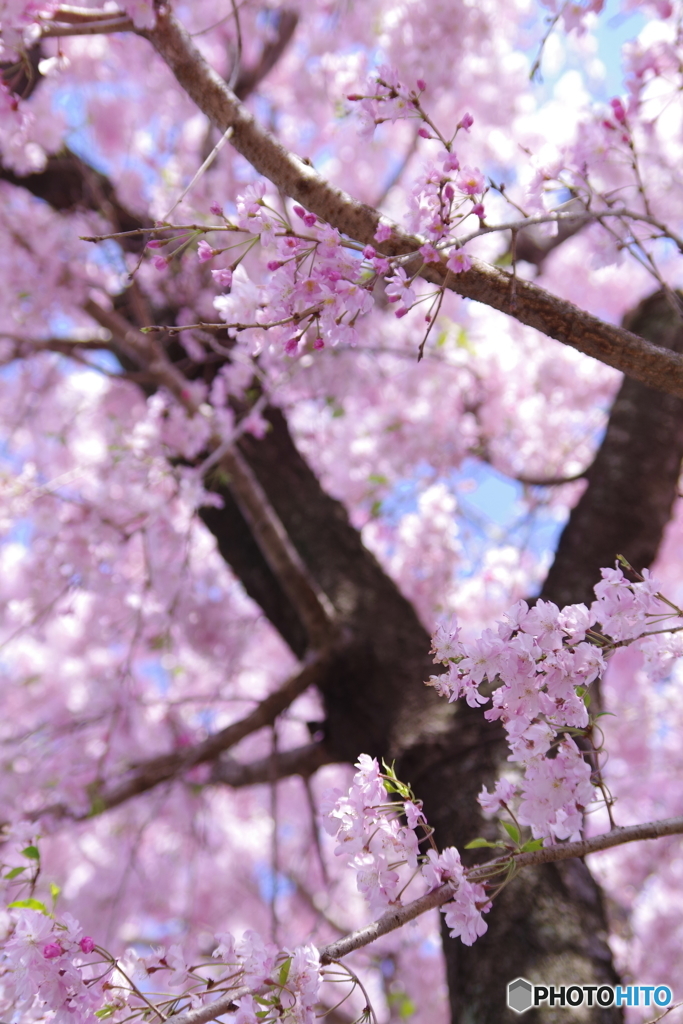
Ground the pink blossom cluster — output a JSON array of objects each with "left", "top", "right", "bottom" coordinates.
[
  {"left": 142, "top": 929, "right": 321, "bottom": 1024},
  {"left": 0, "top": 909, "right": 99, "bottom": 1024},
  {"left": 322, "top": 755, "right": 491, "bottom": 944},
  {"left": 207, "top": 170, "right": 479, "bottom": 351},
  {"left": 428, "top": 566, "right": 674, "bottom": 843},
  {"left": 347, "top": 68, "right": 481, "bottom": 275},
  {"left": 321, "top": 754, "right": 422, "bottom": 914},
  {"left": 222, "top": 942, "right": 321, "bottom": 1024},
  {"left": 422, "top": 848, "right": 491, "bottom": 945},
  {"left": 212, "top": 190, "right": 380, "bottom": 353},
  {"left": 406, "top": 153, "right": 486, "bottom": 275},
  {"left": 348, "top": 64, "right": 425, "bottom": 138},
  {"left": 0, "top": 906, "right": 323, "bottom": 1024},
  {"left": 0, "top": 2, "right": 55, "bottom": 58}
]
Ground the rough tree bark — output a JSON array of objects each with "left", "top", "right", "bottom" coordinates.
[{"left": 439, "top": 290, "right": 683, "bottom": 1023}]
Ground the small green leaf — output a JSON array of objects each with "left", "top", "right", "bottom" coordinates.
[
  {"left": 464, "top": 837, "right": 500, "bottom": 849},
  {"left": 8, "top": 898, "right": 49, "bottom": 914},
  {"left": 388, "top": 991, "right": 416, "bottom": 1019},
  {"left": 50, "top": 882, "right": 61, "bottom": 904},
  {"left": 502, "top": 822, "right": 520, "bottom": 844},
  {"left": 583, "top": 691, "right": 591, "bottom": 707},
  {"left": 95, "top": 1007, "right": 116, "bottom": 1019},
  {"left": 89, "top": 796, "right": 107, "bottom": 817},
  {"left": 21, "top": 846, "right": 40, "bottom": 861},
  {"left": 368, "top": 473, "right": 388, "bottom": 486},
  {"left": 278, "top": 956, "right": 292, "bottom": 986},
  {"left": 520, "top": 839, "right": 544, "bottom": 852},
  {"left": 4, "top": 866, "right": 26, "bottom": 879}
]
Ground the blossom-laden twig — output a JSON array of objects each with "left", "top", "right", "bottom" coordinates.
[{"left": 139, "top": 9, "right": 683, "bottom": 398}]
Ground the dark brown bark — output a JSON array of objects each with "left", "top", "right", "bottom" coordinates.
[{"left": 541, "top": 290, "right": 683, "bottom": 608}]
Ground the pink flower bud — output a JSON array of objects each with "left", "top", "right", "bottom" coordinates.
[
  {"left": 313, "top": 337, "right": 325, "bottom": 350},
  {"left": 416, "top": 79, "right": 426, "bottom": 91},
  {"left": 444, "top": 183, "right": 455, "bottom": 201},
  {"left": 472, "top": 203, "right": 485, "bottom": 218},
  {"left": 267, "top": 260, "right": 282, "bottom": 271},
  {"left": 395, "top": 307, "right": 409, "bottom": 318},
  {"left": 418, "top": 127, "right": 431, "bottom": 139},
  {"left": 284, "top": 337, "right": 299, "bottom": 356},
  {"left": 80, "top": 936, "right": 95, "bottom": 954},
  {"left": 146, "top": 239, "right": 163, "bottom": 249},
  {"left": 210, "top": 201, "right": 223, "bottom": 216},
  {"left": 43, "top": 943, "right": 63, "bottom": 959},
  {"left": 293, "top": 205, "right": 307, "bottom": 219},
  {"left": 152, "top": 255, "right": 168, "bottom": 271},
  {"left": 346, "top": 93, "right": 363, "bottom": 101},
  {"left": 458, "top": 112, "right": 474, "bottom": 131},
  {"left": 363, "top": 245, "right": 376, "bottom": 258},
  {"left": 610, "top": 97, "right": 626, "bottom": 123},
  {"left": 303, "top": 212, "right": 317, "bottom": 227},
  {"left": 197, "top": 240, "right": 215, "bottom": 263}
]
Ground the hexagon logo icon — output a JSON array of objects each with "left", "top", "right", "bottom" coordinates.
[{"left": 507, "top": 977, "right": 534, "bottom": 1014}]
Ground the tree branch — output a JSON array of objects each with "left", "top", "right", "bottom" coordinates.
[
  {"left": 540, "top": 289, "right": 683, "bottom": 608},
  {"left": 38, "top": 649, "right": 335, "bottom": 819},
  {"left": 219, "top": 447, "right": 337, "bottom": 649},
  {"left": 158, "top": 815, "right": 683, "bottom": 1024},
  {"left": 232, "top": 10, "right": 298, "bottom": 101},
  {"left": 209, "top": 740, "right": 334, "bottom": 787},
  {"left": 40, "top": 16, "right": 134, "bottom": 38},
  {"left": 143, "top": 9, "right": 683, "bottom": 398}
]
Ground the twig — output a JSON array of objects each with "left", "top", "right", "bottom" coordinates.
[
  {"left": 162, "top": 127, "right": 233, "bottom": 222},
  {"left": 40, "top": 15, "right": 133, "bottom": 37}
]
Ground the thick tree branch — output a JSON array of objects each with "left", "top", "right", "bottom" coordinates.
[
  {"left": 540, "top": 289, "right": 683, "bottom": 607},
  {"left": 219, "top": 448, "right": 336, "bottom": 649},
  {"left": 38, "top": 650, "right": 334, "bottom": 820},
  {"left": 209, "top": 740, "right": 333, "bottom": 787},
  {"left": 144, "top": 10, "right": 683, "bottom": 398}
]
